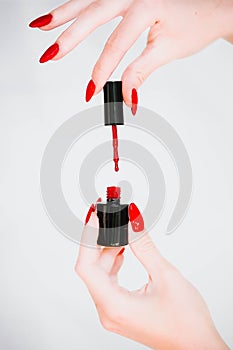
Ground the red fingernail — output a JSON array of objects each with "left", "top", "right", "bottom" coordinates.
[
  {"left": 129, "top": 203, "right": 144, "bottom": 232},
  {"left": 39, "top": 43, "right": 59, "bottom": 63},
  {"left": 131, "top": 88, "right": 138, "bottom": 116},
  {"left": 85, "top": 79, "right": 96, "bottom": 102},
  {"left": 118, "top": 247, "right": 125, "bottom": 255},
  {"left": 85, "top": 204, "right": 95, "bottom": 225},
  {"left": 29, "top": 14, "right": 53, "bottom": 28}
]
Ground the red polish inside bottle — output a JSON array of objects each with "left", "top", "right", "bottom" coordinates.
[{"left": 106, "top": 186, "right": 120, "bottom": 200}]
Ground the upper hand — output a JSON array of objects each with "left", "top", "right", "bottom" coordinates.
[{"left": 30, "top": 0, "right": 233, "bottom": 104}]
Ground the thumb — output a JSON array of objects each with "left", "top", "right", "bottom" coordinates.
[
  {"left": 130, "top": 232, "right": 170, "bottom": 282},
  {"left": 128, "top": 202, "right": 171, "bottom": 281}
]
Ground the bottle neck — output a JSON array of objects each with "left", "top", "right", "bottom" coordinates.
[
  {"left": 107, "top": 198, "right": 120, "bottom": 203},
  {"left": 106, "top": 186, "right": 121, "bottom": 201}
]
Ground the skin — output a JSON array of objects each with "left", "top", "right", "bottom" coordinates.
[
  {"left": 37, "top": 0, "right": 233, "bottom": 104},
  {"left": 32, "top": 1, "right": 233, "bottom": 348},
  {"left": 76, "top": 211, "right": 230, "bottom": 350}
]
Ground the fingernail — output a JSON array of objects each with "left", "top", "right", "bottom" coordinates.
[
  {"left": 129, "top": 203, "right": 144, "bottom": 232},
  {"left": 85, "top": 79, "right": 96, "bottom": 102},
  {"left": 85, "top": 204, "right": 95, "bottom": 225},
  {"left": 39, "top": 43, "right": 59, "bottom": 63},
  {"left": 29, "top": 14, "right": 53, "bottom": 28},
  {"left": 118, "top": 247, "right": 125, "bottom": 255},
  {"left": 131, "top": 88, "right": 138, "bottom": 116}
]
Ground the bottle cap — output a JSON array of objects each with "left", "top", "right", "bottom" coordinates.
[{"left": 103, "top": 81, "right": 124, "bottom": 125}]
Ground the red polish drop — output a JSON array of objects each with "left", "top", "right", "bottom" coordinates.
[{"left": 112, "top": 125, "right": 119, "bottom": 172}]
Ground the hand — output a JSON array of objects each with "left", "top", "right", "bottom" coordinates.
[
  {"left": 29, "top": 0, "right": 233, "bottom": 105},
  {"left": 75, "top": 205, "right": 229, "bottom": 350}
]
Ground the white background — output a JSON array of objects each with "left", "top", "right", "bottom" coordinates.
[{"left": 0, "top": 1, "right": 233, "bottom": 349}]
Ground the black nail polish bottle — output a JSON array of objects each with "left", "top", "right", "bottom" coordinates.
[{"left": 97, "top": 187, "right": 129, "bottom": 247}]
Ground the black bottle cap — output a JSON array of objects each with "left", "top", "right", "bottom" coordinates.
[
  {"left": 104, "top": 81, "right": 123, "bottom": 103},
  {"left": 103, "top": 81, "right": 124, "bottom": 125}
]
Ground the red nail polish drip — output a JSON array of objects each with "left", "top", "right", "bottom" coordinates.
[{"left": 112, "top": 125, "right": 119, "bottom": 172}]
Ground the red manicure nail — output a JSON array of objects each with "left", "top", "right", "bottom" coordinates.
[
  {"left": 118, "top": 247, "right": 125, "bottom": 255},
  {"left": 129, "top": 203, "right": 144, "bottom": 232},
  {"left": 85, "top": 204, "right": 95, "bottom": 225},
  {"left": 29, "top": 14, "right": 53, "bottom": 28},
  {"left": 39, "top": 43, "right": 59, "bottom": 63},
  {"left": 131, "top": 88, "right": 138, "bottom": 116},
  {"left": 85, "top": 79, "right": 96, "bottom": 102}
]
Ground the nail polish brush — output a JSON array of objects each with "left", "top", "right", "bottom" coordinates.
[{"left": 103, "top": 81, "right": 124, "bottom": 172}]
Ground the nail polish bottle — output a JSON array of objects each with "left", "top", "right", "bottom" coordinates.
[
  {"left": 97, "top": 186, "right": 129, "bottom": 247},
  {"left": 103, "top": 81, "right": 124, "bottom": 125}
]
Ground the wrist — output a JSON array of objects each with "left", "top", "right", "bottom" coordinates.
[
  {"left": 161, "top": 329, "right": 230, "bottom": 350},
  {"left": 190, "top": 328, "right": 230, "bottom": 350},
  {"left": 209, "top": 331, "right": 230, "bottom": 350},
  {"left": 185, "top": 330, "right": 230, "bottom": 350}
]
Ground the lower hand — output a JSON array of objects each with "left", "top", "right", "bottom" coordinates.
[{"left": 75, "top": 206, "right": 229, "bottom": 350}]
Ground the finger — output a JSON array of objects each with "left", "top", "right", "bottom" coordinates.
[
  {"left": 99, "top": 247, "right": 125, "bottom": 273},
  {"left": 109, "top": 252, "right": 124, "bottom": 277},
  {"left": 77, "top": 210, "right": 101, "bottom": 266},
  {"left": 77, "top": 197, "right": 102, "bottom": 259},
  {"left": 76, "top": 218, "right": 126, "bottom": 307},
  {"left": 130, "top": 230, "right": 171, "bottom": 282},
  {"left": 122, "top": 44, "right": 169, "bottom": 105},
  {"left": 75, "top": 204, "right": 128, "bottom": 309},
  {"left": 48, "top": 0, "right": 93, "bottom": 30},
  {"left": 54, "top": 1, "right": 123, "bottom": 60},
  {"left": 92, "top": 8, "right": 152, "bottom": 93},
  {"left": 35, "top": 0, "right": 93, "bottom": 31}
]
